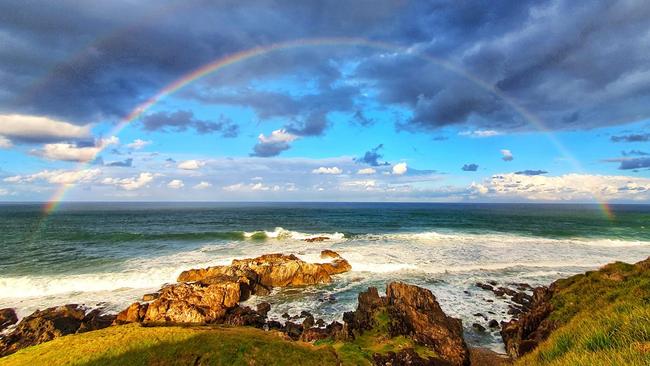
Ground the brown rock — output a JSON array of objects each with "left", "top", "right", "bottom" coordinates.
[
  {"left": 142, "top": 293, "right": 159, "bottom": 301},
  {"left": 476, "top": 282, "right": 494, "bottom": 291},
  {"left": 386, "top": 282, "right": 470, "bottom": 366},
  {"left": 256, "top": 302, "right": 271, "bottom": 317},
  {"left": 0, "top": 305, "right": 113, "bottom": 357},
  {"left": 469, "top": 348, "right": 512, "bottom": 366},
  {"left": 320, "top": 249, "right": 340, "bottom": 258},
  {"left": 0, "top": 308, "right": 18, "bottom": 332},
  {"left": 223, "top": 305, "right": 266, "bottom": 327},
  {"left": 305, "top": 236, "right": 330, "bottom": 242},
  {"left": 115, "top": 302, "right": 148, "bottom": 324},
  {"left": 372, "top": 348, "right": 452, "bottom": 366},
  {"left": 500, "top": 286, "right": 554, "bottom": 358}
]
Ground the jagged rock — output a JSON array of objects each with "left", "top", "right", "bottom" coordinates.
[
  {"left": 115, "top": 302, "right": 148, "bottom": 324},
  {"left": 487, "top": 280, "right": 498, "bottom": 286},
  {"left": 501, "top": 286, "right": 554, "bottom": 358},
  {"left": 372, "top": 348, "right": 452, "bottom": 366},
  {"left": 343, "top": 286, "right": 385, "bottom": 334},
  {"left": 178, "top": 252, "right": 351, "bottom": 288},
  {"left": 302, "top": 314, "right": 315, "bottom": 329},
  {"left": 256, "top": 302, "right": 271, "bottom": 317},
  {"left": 320, "top": 249, "right": 340, "bottom": 258},
  {"left": 0, "top": 308, "right": 18, "bottom": 332},
  {"left": 224, "top": 305, "right": 266, "bottom": 327},
  {"left": 316, "top": 318, "right": 325, "bottom": 327},
  {"left": 511, "top": 292, "right": 533, "bottom": 308},
  {"left": 385, "top": 282, "right": 470, "bottom": 366},
  {"left": 498, "top": 287, "right": 518, "bottom": 297},
  {"left": 284, "top": 321, "right": 303, "bottom": 340},
  {"left": 488, "top": 319, "right": 499, "bottom": 328},
  {"left": 476, "top": 282, "right": 494, "bottom": 291},
  {"left": 472, "top": 323, "right": 486, "bottom": 332},
  {"left": 305, "top": 236, "right": 330, "bottom": 242},
  {"left": 142, "top": 293, "right": 159, "bottom": 301},
  {"left": 0, "top": 305, "right": 113, "bottom": 357}
]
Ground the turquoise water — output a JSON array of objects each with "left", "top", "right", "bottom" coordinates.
[{"left": 1, "top": 202, "right": 649, "bottom": 350}]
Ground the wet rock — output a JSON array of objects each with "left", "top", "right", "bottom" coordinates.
[
  {"left": 473, "top": 313, "right": 487, "bottom": 320},
  {"left": 511, "top": 292, "right": 533, "bottom": 308},
  {"left": 224, "top": 305, "right": 266, "bottom": 328},
  {"left": 256, "top": 302, "right": 271, "bottom": 317},
  {"left": 315, "top": 318, "right": 326, "bottom": 327},
  {"left": 475, "top": 282, "right": 494, "bottom": 291},
  {"left": 487, "top": 280, "right": 498, "bottom": 286},
  {"left": 472, "top": 323, "right": 486, "bottom": 332},
  {"left": 305, "top": 236, "right": 330, "bottom": 242},
  {"left": 0, "top": 305, "right": 113, "bottom": 357},
  {"left": 463, "top": 290, "right": 470, "bottom": 295},
  {"left": 284, "top": 321, "right": 303, "bottom": 340},
  {"left": 372, "top": 348, "right": 452, "bottom": 366},
  {"left": 266, "top": 320, "right": 283, "bottom": 331},
  {"left": 501, "top": 286, "right": 554, "bottom": 358},
  {"left": 510, "top": 282, "right": 533, "bottom": 291},
  {"left": 507, "top": 306, "right": 522, "bottom": 316},
  {"left": 488, "top": 319, "right": 499, "bottom": 328},
  {"left": 282, "top": 312, "right": 290, "bottom": 319},
  {"left": 0, "top": 308, "right": 18, "bottom": 332},
  {"left": 77, "top": 309, "right": 116, "bottom": 333},
  {"left": 300, "top": 310, "right": 313, "bottom": 318},
  {"left": 302, "top": 314, "right": 315, "bottom": 329},
  {"left": 142, "top": 293, "right": 159, "bottom": 302},
  {"left": 300, "top": 327, "right": 330, "bottom": 342},
  {"left": 343, "top": 287, "right": 385, "bottom": 334},
  {"left": 498, "top": 287, "right": 518, "bottom": 297},
  {"left": 492, "top": 288, "right": 506, "bottom": 297}
]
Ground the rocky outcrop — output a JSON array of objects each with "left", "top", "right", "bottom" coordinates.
[
  {"left": 373, "top": 348, "right": 453, "bottom": 366},
  {"left": 0, "top": 305, "right": 115, "bottom": 357},
  {"left": 117, "top": 251, "right": 351, "bottom": 326},
  {"left": 344, "top": 282, "right": 470, "bottom": 366},
  {"left": 500, "top": 286, "right": 555, "bottom": 358},
  {"left": 0, "top": 309, "right": 18, "bottom": 332}
]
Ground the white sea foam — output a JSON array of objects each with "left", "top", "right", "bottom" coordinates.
[{"left": 243, "top": 227, "right": 346, "bottom": 241}]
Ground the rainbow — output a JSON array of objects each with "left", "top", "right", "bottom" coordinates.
[{"left": 38, "top": 37, "right": 615, "bottom": 219}]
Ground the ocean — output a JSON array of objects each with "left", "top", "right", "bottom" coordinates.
[{"left": 1, "top": 202, "right": 649, "bottom": 350}]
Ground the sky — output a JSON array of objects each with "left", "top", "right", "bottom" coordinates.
[{"left": 1, "top": 0, "right": 650, "bottom": 203}]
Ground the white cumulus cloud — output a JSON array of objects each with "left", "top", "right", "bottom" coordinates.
[
  {"left": 167, "top": 179, "right": 184, "bottom": 189},
  {"left": 312, "top": 166, "right": 342, "bottom": 175},
  {"left": 193, "top": 181, "right": 212, "bottom": 189},
  {"left": 33, "top": 136, "right": 119, "bottom": 162},
  {"left": 126, "top": 139, "right": 152, "bottom": 150},
  {"left": 357, "top": 168, "right": 376, "bottom": 175},
  {"left": 392, "top": 162, "right": 408, "bottom": 175},
  {"left": 459, "top": 130, "right": 501, "bottom": 138},
  {"left": 501, "top": 149, "right": 514, "bottom": 161},
  {"left": 0, "top": 114, "right": 91, "bottom": 142},
  {"left": 178, "top": 159, "right": 206, "bottom": 170},
  {"left": 4, "top": 169, "right": 101, "bottom": 185},
  {"left": 102, "top": 172, "right": 154, "bottom": 190}
]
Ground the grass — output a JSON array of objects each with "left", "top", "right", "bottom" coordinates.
[
  {"left": 515, "top": 259, "right": 650, "bottom": 366},
  {"left": 0, "top": 324, "right": 340, "bottom": 366}
]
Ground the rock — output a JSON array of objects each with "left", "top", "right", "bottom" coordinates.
[
  {"left": 178, "top": 252, "right": 351, "bottom": 289},
  {"left": 476, "top": 282, "right": 494, "bottom": 291},
  {"left": 266, "top": 320, "right": 283, "bottom": 331},
  {"left": 316, "top": 318, "right": 325, "bottom": 327},
  {"left": 385, "top": 282, "right": 470, "bottom": 366},
  {"left": 509, "top": 282, "right": 533, "bottom": 291},
  {"left": 300, "top": 327, "right": 330, "bottom": 342},
  {"left": 142, "top": 277, "right": 246, "bottom": 324},
  {"left": 498, "top": 287, "right": 518, "bottom": 297},
  {"left": 142, "top": 293, "right": 159, "bottom": 301},
  {"left": 302, "top": 314, "right": 315, "bottom": 329},
  {"left": 284, "top": 321, "right": 303, "bottom": 340},
  {"left": 487, "top": 280, "right": 498, "bottom": 286},
  {"left": 507, "top": 305, "right": 522, "bottom": 316},
  {"left": 300, "top": 310, "right": 313, "bottom": 318},
  {"left": 372, "top": 348, "right": 452, "bottom": 366},
  {"left": 472, "top": 323, "right": 486, "bottom": 332},
  {"left": 282, "top": 312, "right": 291, "bottom": 319},
  {"left": 488, "top": 319, "right": 499, "bottom": 328},
  {"left": 511, "top": 292, "right": 533, "bottom": 308},
  {"left": 320, "top": 249, "right": 340, "bottom": 258},
  {"left": 473, "top": 313, "right": 487, "bottom": 320},
  {"left": 305, "top": 236, "right": 330, "bottom": 242},
  {"left": 115, "top": 302, "right": 148, "bottom": 324},
  {"left": 501, "top": 286, "right": 554, "bottom": 358},
  {"left": 256, "top": 302, "right": 271, "bottom": 317},
  {"left": 0, "top": 308, "right": 18, "bottom": 332},
  {"left": 493, "top": 288, "right": 506, "bottom": 297},
  {"left": 343, "top": 286, "right": 385, "bottom": 334},
  {"left": 469, "top": 347, "right": 512, "bottom": 366},
  {"left": 224, "top": 305, "right": 266, "bottom": 328},
  {"left": 0, "top": 305, "right": 113, "bottom": 357},
  {"left": 77, "top": 309, "right": 116, "bottom": 333}
]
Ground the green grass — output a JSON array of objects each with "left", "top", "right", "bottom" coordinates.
[
  {"left": 0, "top": 324, "right": 340, "bottom": 366},
  {"left": 515, "top": 259, "right": 650, "bottom": 366}
]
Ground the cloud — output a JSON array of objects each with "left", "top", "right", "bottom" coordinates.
[
  {"left": 471, "top": 173, "right": 650, "bottom": 201},
  {"left": 622, "top": 150, "right": 649, "bottom": 156},
  {"left": 501, "top": 149, "right": 513, "bottom": 161},
  {"left": 251, "top": 129, "right": 297, "bottom": 157},
  {"left": 285, "top": 110, "right": 330, "bottom": 136},
  {"left": 0, "top": 188, "right": 8, "bottom": 196},
  {"left": 0, "top": 114, "right": 91, "bottom": 143},
  {"left": 459, "top": 130, "right": 501, "bottom": 138},
  {"left": 106, "top": 158, "right": 133, "bottom": 167},
  {"left": 356, "top": 144, "right": 389, "bottom": 166},
  {"left": 177, "top": 159, "right": 205, "bottom": 170},
  {"left": 617, "top": 158, "right": 650, "bottom": 170},
  {"left": 514, "top": 170, "right": 548, "bottom": 176},
  {"left": 611, "top": 133, "right": 650, "bottom": 142},
  {"left": 352, "top": 110, "right": 374, "bottom": 126},
  {"left": 101, "top": 172, "right": 154, "bottom": 190},
  {"left": 140, "top": 111, "right": 238, "bottom": 137},
  {"left": 357, "top": 167, "right": 376, "bottom": 175},
  {"left": 462, "top": 163, "right": 478, "bottom": 172},
  {"left": 126, "top": 139, "right": 152, "bottom": 150},
  {"left": 0, "top": 136, "right": 12, "bottom": 149},
  {"left": 167, "top": 179, "right": 184, "bottom": 189},
  {"left": 312, "top": 166, "right": 342, "bottom": 175},
  {"left": 193, "top": 181, "right": 212, "bottom": 189},
  {"left": 4, "top": 169, "right": 100, "bottom": 185},
  {"left": 223, "top": 182, "right": 279, "bottom": 192},
  {"left": 392, "top": 162, "right": 408, "bottom": 175},
  {"left": 32, "top": 136, "right": 119, "bottom": 162}
]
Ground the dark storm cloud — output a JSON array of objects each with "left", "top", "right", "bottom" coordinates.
[
  {"left": 140, "top": 111, "right": 238, "bottom": 137},
  {"left": 355, "top": 144, "right": 389, "bottom": 167},
  {"left": 461, "top": 164, "right": 478, "bottom": 172},
  {"left": 617, "top": 158, "right": 650, "bottom": 170},
  {"left": 106, "top": 158, "right": 133, "bottom": 167},
  {"left": 611, "top": 133, "right": 650, "bottom": 143},
  {"left": 622, "top": 150, "right": 649, "bottom": 156},
  {"left": 285, "top": 111, "right": 330, "bottom": 137},
  {"left": 515, "top": 170, "right": 548, "bottom": 176},
  {"left": 1, "top": 0, "right": 649, "bottom": 136},
  {"left": 352, "top": 110, "right": 374, "bottom": 126},
  {"left": 250, "top": 141, "right": 291, "bottom": 158}
]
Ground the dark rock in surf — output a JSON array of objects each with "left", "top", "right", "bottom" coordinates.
[
  {"left": 0, "top": 308, "right": 18, "bottom": 332},
  {"left": 256, "top": 302, "right": 271, "bottom": 317}
]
